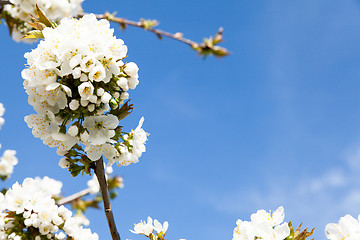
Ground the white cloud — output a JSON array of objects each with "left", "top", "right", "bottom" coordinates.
[{"left": 199, "top": 144, "right": 360, "bottom": 238}]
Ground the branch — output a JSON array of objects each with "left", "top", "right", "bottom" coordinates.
[
  {"left": 0, "top": 0, "right": 12, "bottom": 6},
  {"left": 95, "top": 157, "right": 121, "bottom": 240},
  {"left": 57, "top": 188, "right": 92, "bottom": 205},
  {"left": 78, "top": 12, "right": 230, "bottom": 58}
]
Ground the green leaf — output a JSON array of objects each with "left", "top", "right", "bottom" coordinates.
[
  {"left": 35, "top": 4, "right": 54, "bottom": 28},
  {"left": 25, "top": 20, "right": 46, "bottom": 31},
  {"left": 140, "top": 18, "right": 159, "bottom": 30},
  {"left": 22, "top": 30, "right": 44, "bottom": 39},
  {"left": 69, "top": 164, "right": 85, "bottom": 177}
]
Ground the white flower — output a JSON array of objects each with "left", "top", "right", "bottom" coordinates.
[
  {"left": 69, "top": 99, "right": 80, "bottom": 110},
  {"left": 78, "top": 82, "right": 95, "bottom": 101},
  {"left": 59, "top": 157, "right": 70, "bottom": 169},
  {"left": 132, "top": 117, "right": 148, "bottom": 157},
  {"left": 0, "top": 150, "right": 18, "bottom": 178},
  {"left": 101, "top": 92, "right": 112, "bottom": 103},
  {"left": 4, "top": 0, "right": 84, "bottom": 42},
  {"left": 43, "top": 133, "right": 78, "bottom": 155},
  {"left": 2, "top": 177, "right": 98, "bottom": 239},
  {"left": 325, "top": 214, "right": 360, "bottom": 240},
  {"left": 130, "top": 217, "right": 154, "bottom": 236},
  {"left": 154, "top": 219, "right": 169, "bottom": 235},
  {"left": 130, "top": 217, "right": 169, "bottom": 237},
  {"left": 85, "top": 143, "right": 117, "bottom": 161},
  {"left": 83, "top": 115, "right": 119, "bottom": 145},
  {"left": 112, "top": 117, "right": 148, "bottom": 166},
  {"left": 124, "top": 62, "right": 139, "bottom": 77},
  {"left": 89, "top": 65, "right": 106, "bottom": 82},
  {"left": 24, "top": 111, "right": 60, "bottom": 140},
  {"left": 233, "top": 220, "right": 256, "bottom": 240},
  {"left": 68, "top": 125, "right": 79, "bottom": 137},
  {"left": 233, "top": 206, "right": 290, "bottom": 240}
]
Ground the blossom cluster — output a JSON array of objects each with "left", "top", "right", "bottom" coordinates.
[
  {"left": 0, "top": 177, "right": 98, "bottom": 239},
  {"left": 233, "top": 206, "right": 290, "bottom": 240},
  {"left": 3, "top": 0, "right": 83, "bottom": 42},
  {"left": 23, "top": 14, "right": 148, "bottom": 169},
  {"left": 325, "top": 214, "right": 360, "bottom": 240},
  {"left": 131, "top": 216, "right": 169, "bottom": 240}
]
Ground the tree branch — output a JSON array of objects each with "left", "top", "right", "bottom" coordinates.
[
  {"left": 0, "top": 0, "right": 12, "bottom": 6},
  {"left": 78, "top": 12, "right": 230, "bottom": 57},
  {"left": 95, "top": 157, "right": 121, "bottom": 240},
  {"left": 57, "top": 188, "right": 92, "bottom": 205}
]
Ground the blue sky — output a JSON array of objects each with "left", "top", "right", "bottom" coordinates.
[{"left": 1, "top": 0, "right": 360, "bottom": 239}]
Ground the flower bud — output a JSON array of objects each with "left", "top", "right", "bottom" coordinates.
[
  {"left": 117, "top": 77, "right": 128, "bottom": 89},
  {"left": 124, "top": 62, "right": 139, "bottom": 77},
  {"left": 80, "top": 73, "right": 88, "bottom": 82},
  {"left": 109, "top": 99, "right": 118, "bottom": 109},
  {"left": 88, "top": 95, "right": 97, "bottom": 103},
  {"left": 69, "top": 99, "right": 79, "bottom": 110},
  {"left": 97, "top": 88, "right": 105, "bottom": 96},
  {"left": 101, "top": 92, "right": 112, "bottom": 103},
  {"left": 68, "top": 125, "right": 79, "bottom": 136},
  {"left": 80, "top": 99, "right": 89, "bottom": 107},
  {"left": 88, "top": 104, "right": 95, "bottom": 112},
  {"left": 59, "top": 157, "right": 70, "bottom": 169},
  {"left": 121, "top": 92, "right": 129, "bottom": 100}
]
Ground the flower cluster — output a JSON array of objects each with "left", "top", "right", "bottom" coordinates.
[
  {"left": 325, "top": 214, "right": 360, "bottom": 240},
  {"left": 233, "top": 206, "right": 290, "bottom": 240},
  {"left": 0, "top": 177, "right": 98, "bottom": 239},
  {"left": 131, "top": 216, "right": 169, "bottom": 240},
  {"left": 23, "top": 14, "right": 148, "bottom": 171},
  {"left": 107, "top": 117, "right": 148, "bottom": 166},
  {"left": 3, "top": 0, "right": 83, "bottom": 42}
]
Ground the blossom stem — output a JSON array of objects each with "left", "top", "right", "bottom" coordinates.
[
  {"left": 56, "top": 188, "right": 92, "bottom": 205},
  {"left": 79, "top": 12, "right": 197, "bottom": 46},
  {"left": 78, "top": 12, "right": 229, "bottom": 57},
  {"left": 95, "top": 157, "right": 121, "bottom": 240},
  {"left": 0, "top": 0, "right": 12, "bottom": 6}
]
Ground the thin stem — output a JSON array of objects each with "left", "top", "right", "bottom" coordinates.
[
  {"left": 79, "top": 12, "right": 199, "bottom": 48},
  {"left": 81, "top": 12, "right": 230, "bottom": 57},
  {"left": 57, "top": 188, "right": 92, "bottom": 205},
  {"left": 95, "top": 157, "right": 121, "bottom": 240},
  {"left": 0, "top": 0, "right": 12, "bottom": 6}
]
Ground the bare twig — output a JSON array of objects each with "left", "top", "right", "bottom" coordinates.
[
  {"left": 79, "top": 12, "right": 196, "bottom": 45},
  {"left": 95, "top": 157, "right": 121, "bottom": 240},
  {"left": 0, "top": 0, "right": 12, "bottom": 6},
  {"left": 57, "top": 188, "right": 92, "bottom": 205},
  {"left": 78, "top": 12, "right": 230, "bottom": 57}
]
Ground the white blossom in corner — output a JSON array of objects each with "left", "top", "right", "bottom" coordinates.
[{"left": 325, "top": 214, "right": 360, "bottom": 240}]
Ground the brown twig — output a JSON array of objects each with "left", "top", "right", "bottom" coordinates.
[
  {"left": 0, "top": 0, "right": 12, "bottom": 6},
  {"left": 95, "top": 157, "right": 121, "bottom": 240},
  {"left": 79, "top": 12, "right": 196, "bottom": 45},
  {"left": 78, "top": 12, "right": 229, "bottom": 57},
  {"left": 56, "top": 188, "right": 92, "bottom": 205}
]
